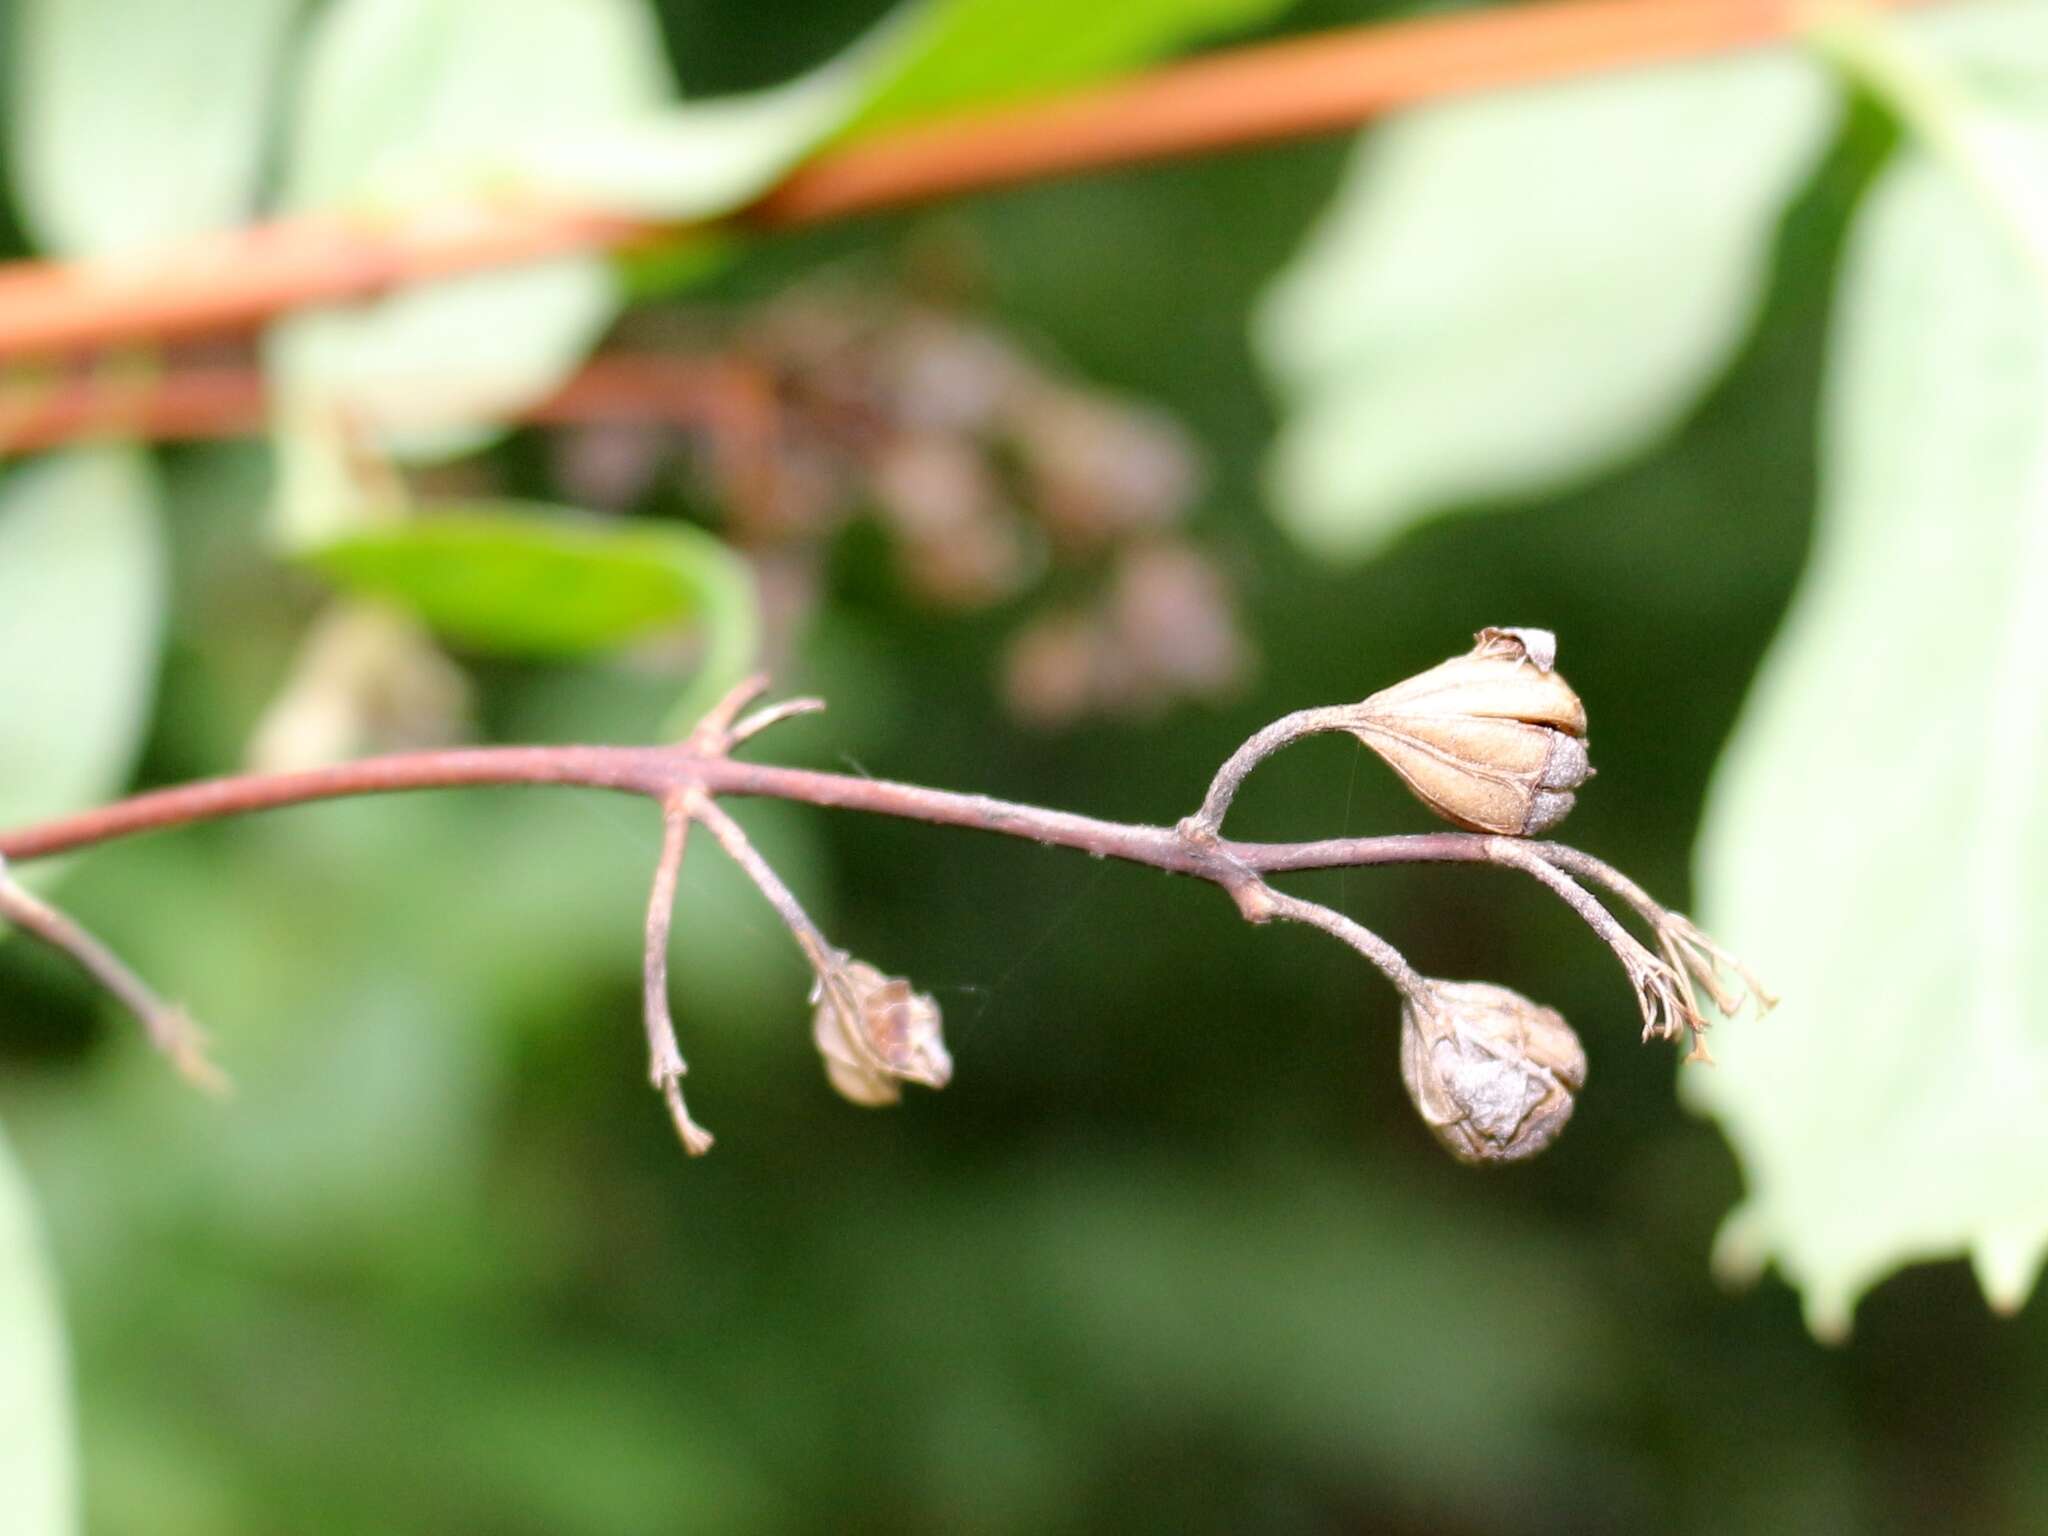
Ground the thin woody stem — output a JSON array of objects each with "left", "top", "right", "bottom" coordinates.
[
  {"left": 1247, "top": 881, "right": 1422, "bottom": 995},
  {"left": 1181, "top": 705, "right": 1363, "bottom": 838},
  {"left": 643, "top": 796, "right": 713, "bottom": 1155},
  {"left": 0, "top": 703, "right": 1753, "bottom": 1116},
  {"left": 1531, "top": 843, "right": 1669, "bottom": 930},
  {"left": 1482, "top": 837, "right": 1704, "bottom": 1051},
  {"left": 684, "top": 791, "right": 839, "bottom": 976},
  {"left": 0, "top": 854, "right": 226, "bottom": 1093},
  {"left": 0, "top": 745, "right": 1676, "bottom": 968},
  {"left": 1534, "top": 841, "right": 1774, "bottom": 1019}
]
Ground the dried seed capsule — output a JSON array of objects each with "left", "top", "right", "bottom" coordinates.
[
  {"left": 811, "top": 959, "right": 952, "bottom": 1107},
  {"left": 1399, "top": 980, "right": 1586, "bottom": 1165},
  {"left": 1347, "top": 628, "right": 1590, "bottom": 836}
]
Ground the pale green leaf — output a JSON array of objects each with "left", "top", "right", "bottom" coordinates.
[
  {"left": 1688, "top": 115, "right": 2048, "bottom": 1338},
  {"left": 1256, "top": 51, "right": 1836, "bottom": 562},
  {"left": 7, "top": 0, "right": 303, "bottom": 256},
  {"left": 478, "top": 0, "right": 1304, "bottom": 217},
  {"left": 511, "top": 29, "right": 900, "bottom": 220},
  {"left": 304, "top": 507, "right": 758, "bottom": 685},
  {"left": 848, "top": 0, "right": 1297, "bottom": 135},
  {"left": 275, "top": 0, "right": 672, "bottom": 211},
  {"left": 0, "top": 1120, "right": 75, "bottom": 1536},
  {"left": 268, "top": 260, "right": 617, "bottom": 464},
  {"left": 268, "top": 0, "right": 674, "bottom": 461},
  {"left": 266, "top": 0, "right": 1300, "bottom": 460},
  {"left": 0, "top": 448, "right": 166, "bottom": 831},
  {"left": 1911, "top": 0, "right": 2048, "bottom": 90}
]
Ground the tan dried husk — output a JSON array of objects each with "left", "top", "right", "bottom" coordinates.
[
  {"left": 1349, "top": 628, "right": 1590, "bottom": 836},
  {"left": 811, "top": 959, "right": 952, "bottom": 1107},
  {"left": 1399, "top": 980, "right": 1586, "bottom": 1165}
]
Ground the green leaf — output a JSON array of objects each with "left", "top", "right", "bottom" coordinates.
[
  {"left": 510, "top": 39, "right": 893, "bottom": 221},
  {"left": 267, "top": 260, "right": 619, "bottom": 465},
  {"left": 266, "top": 0, "right": 1297, "bottom": 459},
  {"left": 846, "top": 0, "right": 1297, "bottom": 135},
  {"left": 398, "top": 0, "right": 1303, "bottom": 225},
  {"left": 303, "top": 508, "right": 758, "bottom": 682},
  {"left": 1687, "top": 108, "right": 2048, "bottom": 1338},
  {"left": 267, "top": 0, "right": 674, "bottom": 460},
  {"left": 275, "top": 0, "right": 672, "bottom": 211},
  {"left": 1255, "top": 50, "right": 1836, "bottom": 562},
  {"left": 0, "top": 1121, "right": 75, "bottom": 1536},
  {"left": 7, "top": 0, "right": 303, "bottom": 256},
  {"left": 0, "top": 448, "right": 166, "bottom": 831}
]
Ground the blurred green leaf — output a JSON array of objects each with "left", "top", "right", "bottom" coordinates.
[
  {"left": 511, "top": 43, "right": 888, "bottom": 221},
  {"left": 304, "top": 508, "right": 758, "bottom": 683},
  {"left": 847, "top": 0, "right": 1297, "bottom": 134},
  {"left": 0, "top": 1118, "right": 76, "bottom": 1536},
  {"left": 265, "top": 0, "right": 1300, "bottom": 460},
  {"left": 275, "top": 0, "right": 671, "bottom": 211},
  {"left": 0, "top": 448, "right": 165, "bottom": 831},
  {"left": 1913, "top": 0, "right": 2048, "bottom": 86},
  {"left": 268, "top": 0, "right": 673, "bottom": 460},
  {"left": 1255, "top": 51, "right": 1835, "bottom": 562},
  {"left": 1689, "top": 102, "right": 2048, "bottom": 1338},
  {"left": 534, "top": 0, "right": 1305, "bottom": 217},
  {"left": 8, "top": 0, "right": 302, "bottom": 255}
]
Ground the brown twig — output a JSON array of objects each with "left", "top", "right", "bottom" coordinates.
[
  {"left": 642, "top": 794, "right": 712, "bottom": 1153},
  {"left": 0, "top": 853, "right": 227, "bottom": 1092},
  {"left": 0, "top": 680, "right": 1768, "bottom": 1152},
  {"left": 0, "top": 351, "right": 774, "bottom": 458},
  {"left": 0, "top": 0, "right": 1936, "bottom": 361},
  {"left": 0, "top": 728, "right": 1706, "bottom": 1017}
]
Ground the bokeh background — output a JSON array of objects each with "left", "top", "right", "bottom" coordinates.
[{"left": 5, "top": 1, "right": 2048, "bottom": 1532}]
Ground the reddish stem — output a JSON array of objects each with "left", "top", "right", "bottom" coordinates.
[
  {"left": 0, "top": 352, "right": 772, "bottom": 458},
  {"left": 0, "top": 0, "right": 1934, "bottom": 360},
  {"left": 0, "top": 741, "right": 1490, "bottom": 883}
]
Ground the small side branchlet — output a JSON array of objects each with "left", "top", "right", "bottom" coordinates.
[
  {"left": 0, "top": 630, "right": 1768, "bottom": 1166},
  {"left": 0, "top": 852, "right": 227, "bottom": 1095}
]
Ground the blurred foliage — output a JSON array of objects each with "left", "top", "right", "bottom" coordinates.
[
  {"left": 0, "top": 449, "right": 164, "bottom": 834},
  {"left": 9, "top": 0, "right": 300, "bottom": 256},
  {"left": 1256, "top": 47, "right": 1837, "bottom": 558},
  {"left": 5, "top": 1, "right": 2048, "bottom": 1534},
  {"left": 305, "top": 509, "right": 757, "bottom": 680},
  {"left": 0, "top": 1118, "right": 73, "bottom": 1533},
  {"left": 1689, "top": 43, "right": 2048, "bottom": 1340}
]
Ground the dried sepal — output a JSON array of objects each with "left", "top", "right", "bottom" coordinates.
[
  {"left": 1399, "top": 979, "right": 1586, "bottom": 1165},
  {"left": 1654, "top": 911, "right": 1777, "bottom": 1022},
  {"left": 1623, "top": 945, "right": 1708, "bottom": 1054},
  {"left": 1346, "top": 628, "right": 1591, "bottom": 837},
  {"left": 1473, "top": 625, "right": 1558, "bottom": 673},
  {"left": 811, "top": 958, "right": 952, "bottom": 1107}
]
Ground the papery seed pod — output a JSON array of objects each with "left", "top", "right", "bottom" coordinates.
[
  {"left": 811, "top": 959, "right": 952, "bottom": 1107},
  {"left": 1399, "top": 980, "right": 1586, "bottom": 1165},
  {"left": 1347, "top": 628, "right": 1590, "bottom": 836}
]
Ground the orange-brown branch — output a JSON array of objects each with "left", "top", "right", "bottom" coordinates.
[
  {"left": 0, "top": 352, "right": 771, "bottom": 457},
  {"left": 0, "top": 0, "right": 1929, "bottom": 361}
]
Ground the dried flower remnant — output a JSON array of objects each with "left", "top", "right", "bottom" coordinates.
[
  {"left": 1399, "top": 980, "right": 1586, "bottom": 1165},
  {"left": 811, "top": 958, "right": 953, "bottom": 1107},
  {"left": 1, "top": 656, "right": 1766, "bottom": 1165},
  {"left": 1348, "top": 627, "right": 1591, "bottom": 836}
]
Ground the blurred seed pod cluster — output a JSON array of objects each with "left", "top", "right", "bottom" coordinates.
[{"left": 556, "top": 272, "right": 1254, "bottom": 726}]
